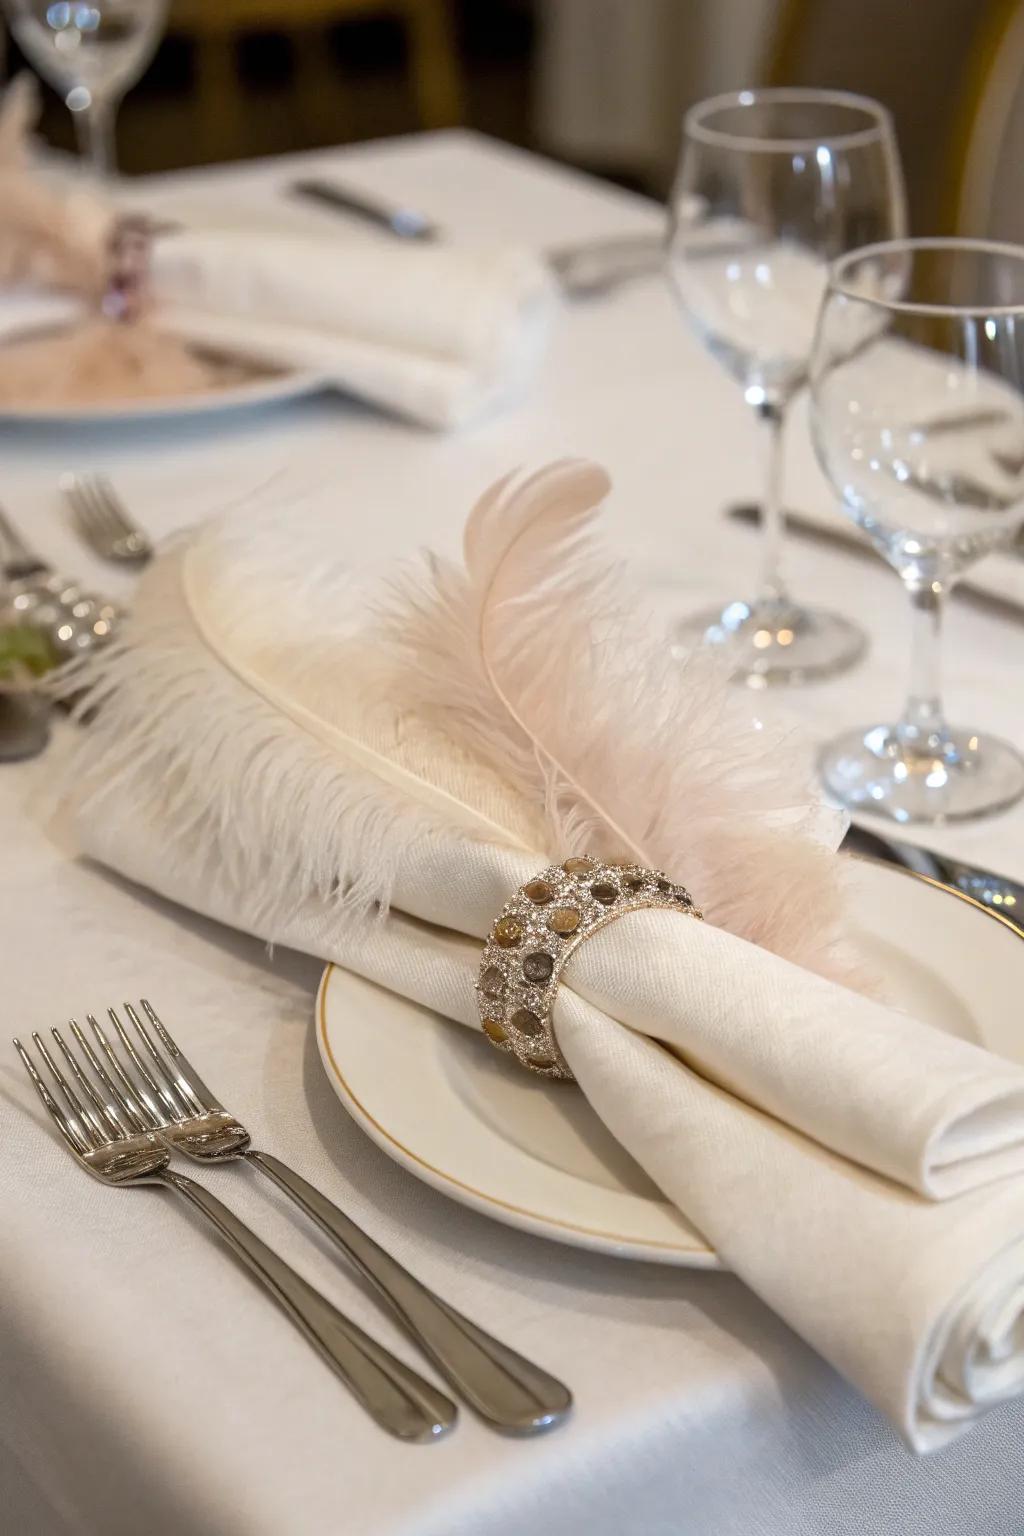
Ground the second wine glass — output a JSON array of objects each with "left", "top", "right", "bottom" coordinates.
[{"left": 667, "top": 87, "right": 906, "bottom": 685}]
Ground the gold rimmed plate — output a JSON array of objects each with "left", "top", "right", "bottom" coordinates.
[{"left": 317, "top": 858, "right": 1024, "bottom": 1267}]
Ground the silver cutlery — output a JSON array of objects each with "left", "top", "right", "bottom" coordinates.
[
  {"left": 290, "top": 178, "right": 440, "bottom": 240},
  {"left": 0, "top": 505, "right": 121, "bottom": 659},
  {"left": 13, "top": 1026, "right": 457, "bottom": 1442},
  {"left": 288, "top": 177, "right": 663, "bottom": 299},
  {"left": 87, "top": 998, "right": 572, "bottom": 1436},
  {"left": 545, "top": 233, "right": 665, "bottom": 299},
  {"left": 726, "top": 503, "right": 1024, "bottom": 625},
  {"left": 62, "top": 472, "right": 153, "bottom": 567},
  {"left": 842, "top": 823, "right": 1024, "bottom": 933}
]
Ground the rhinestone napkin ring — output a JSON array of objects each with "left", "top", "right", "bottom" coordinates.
[{"left": 476, "top": 857, "right": 703, "bottom": 1080}]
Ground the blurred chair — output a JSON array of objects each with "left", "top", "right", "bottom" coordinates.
[
  {"left": 765, "top": 0, "right": 997, "bottom": 233},
  {"left": 534, "top": 0, "right": 776, "bottom": 191},
  {"left": 170, "top": 0, "right": 462, "bottom": 163},
  {"left": 951, "top": 0, "right": 1024, "bottom": 240}
]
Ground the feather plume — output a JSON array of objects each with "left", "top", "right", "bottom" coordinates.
[
  {"left": 57, "top": 494, "right": 545, "bottom": 936},
  {"left": 377, "top": 460, "right": 859, "bottom": 983},
  {"left": 59, "top": 460, "right": 857, "bottom": 983}
]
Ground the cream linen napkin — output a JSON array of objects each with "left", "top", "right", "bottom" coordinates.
[
  {"left": 148, "top": 228, "right": 558, "bottom": 430},
  {"left": 58, "top": 477, "right": 1024, "bottom": 1454},
  {"left": 73, "top": 768, "right": 1024, "bottom": 1454}
]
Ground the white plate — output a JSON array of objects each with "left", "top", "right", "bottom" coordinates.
[
  {"left": 0, "top": 360, "right": 326, "bottom": 427},
  {"left": 316, "top": 860, "right": 1024, "bottom": 1267}
]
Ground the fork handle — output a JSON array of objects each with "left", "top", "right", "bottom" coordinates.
[
  {"left": 156, "top": 1168, "right": 455, "bottom": 1441},
  {"left": 245, "top": 1150, "right": 572, "bottom": 1434}
]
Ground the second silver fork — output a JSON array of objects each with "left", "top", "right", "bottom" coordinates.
[
  {"left": 62, "top": 473, "right": 153, "bottom": 567},
  {"left": 14, "top": 1027, "right": 455, "bottom": 1442},
  {"left": 89, "top": 1001, "right": 572, "bottom": 1436}
]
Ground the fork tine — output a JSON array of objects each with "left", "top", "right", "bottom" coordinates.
[
  {"left": 85, "top": 474, "right": 124, "bottom": 540},
  {"left": 51, "top": 1025, "right": 126, "bottom": 1141},
  {"left": 31, "top": 1031, "right": 102, "bottom": 1149},
  {"left": 66, "top": 474, "right": 103, "bottom": 533},
  {"left": 138, "top": 999, "right": 221, "bottom": 1114},
  {"left": 13, "top": 1037, "right": 91, "bottom": 1156},
  {"left": 87, "top": 477, "right": 123, "bottom": 547},
  {"left": 66, "top": 478, "right": 102, "bottom": 551},
  {"left": 66, "top": 474, "right": 113, "bottom": 544},
  {"left": 64, "top": 471, "right": 150, "bottom": 564},
  {"left": 87, "top": 1012, "right": 163, "bottom": 1130},
  {"left": 123, "top": 1002, "right": 204, "bottom": 1117},
  {"left": 106, "top": 1007, "right": 183, "bottom": 1125},
  {"left": 72, "top": 1018, "right": 149, "bottom": 1135}
]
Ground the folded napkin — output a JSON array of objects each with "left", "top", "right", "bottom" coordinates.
[
  {"left": 0, "top": 77, "right": 556, "bottom": 428},
  {"left": 148, "top": 227, "right": 557, "bottom": 430},
  {"left": 57, "top": 462, "right": 1024, "bottom": 1452}
]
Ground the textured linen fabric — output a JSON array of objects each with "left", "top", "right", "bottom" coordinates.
[
  {"left": 3, "top": 135, "right": 1024, "bottom": 1534},
  {"left": 76, "top": 793, "right": 1024, "bottom": 1452},
  {"left": 149, "top": 228, "right": 557, "bottom": 431}
]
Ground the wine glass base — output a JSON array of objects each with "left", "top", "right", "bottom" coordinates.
[
  {"left": 672, "top": 597, "right": 866, "bottom": 687},
  {"left": 820, "top": 724, "right": 1024, "bottom": 823}
]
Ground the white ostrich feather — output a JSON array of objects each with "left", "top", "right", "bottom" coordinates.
[
  {"left": 59, "top": 460, "right": 854, "bottom": 981},
  {"left": 59, "top": 503, "right": 546, "bottom": 935}
]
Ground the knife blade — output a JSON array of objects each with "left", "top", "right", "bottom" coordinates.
[
  {"left": 289, "top": 178, "right": 439, "bottom": 240},
  {"left": 842, "top": 822, "right": 1024, "bottom": 934}
]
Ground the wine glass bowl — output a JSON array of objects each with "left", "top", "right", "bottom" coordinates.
[
  {"left": 667, "top": 87, "right": 906, "bottom": 686},
  {"left": 4, "top": 0, "right": 168, "bottom": 176},
  {"left": 810, "top": 237, "right": 1024, "bottom": 822}
]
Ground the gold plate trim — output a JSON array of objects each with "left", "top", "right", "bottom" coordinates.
[
  {"left": 316, "top": 860, "right": 1024, "bottom": 1262},
  {"left": 316, "top": 971, "right": 709, "bottom": 1259}
]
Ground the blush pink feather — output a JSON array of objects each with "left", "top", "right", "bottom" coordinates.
[{"left": 380, "top": 459, "right": 861, "bottom": 984}]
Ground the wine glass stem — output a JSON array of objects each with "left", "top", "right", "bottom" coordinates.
[
  {"left": 755, "top": 400, "right": 788, "bottom": 605},
  {"left": 898, "top": 579, "right": 948, "bottom": 752},
  {"left": 73, "top": 97, "right": 117, "bottom": 180}
]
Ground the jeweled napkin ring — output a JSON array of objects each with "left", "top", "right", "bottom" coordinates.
[{"left": 476, "top": 857, "right": 703, "bottom": 1080}]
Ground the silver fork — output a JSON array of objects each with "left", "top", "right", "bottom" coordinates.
[
  {"left": 12, "top": 1027, "right": 457, "bottom": 1442},
  {"left": 91, "top": 1000, "right": 572, "bottom": 1435},
  {"left": 62, "top": 473, "right": 153, "bottom": 567}
]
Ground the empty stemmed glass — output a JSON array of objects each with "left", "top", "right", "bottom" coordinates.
[
  {"left": 667, "top": 88, "right": 906, "bottom": 685},
  {"left": 4, "top": 0, "right": 168, "bottom": 178},
  {"left": 810, "top": 237, "right": 1024, "bottom": 822}
]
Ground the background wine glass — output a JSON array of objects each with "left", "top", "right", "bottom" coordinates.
[
  {"left": 810, "top": 236, "right": 1024, "bottom": 823},
  {"left": 667, "top": 87, "right": 906, "bottom": 686},
  {"left": 4, "top": 0, "right": 168, "bottom": 178}
]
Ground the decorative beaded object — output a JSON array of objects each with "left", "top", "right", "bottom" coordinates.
[{"left": 476, "top": 857, "right": 703, "bottom": 1080}]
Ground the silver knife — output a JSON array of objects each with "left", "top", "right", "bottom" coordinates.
[
  {"left": 288, "top": 181, "right": 666, "bottom": 298},
  {"left": 289, "top": 178, "right": 439, "bottom": 240},
  {"left": 842, "top": 822, "right": 1024, "bottom": 933}
]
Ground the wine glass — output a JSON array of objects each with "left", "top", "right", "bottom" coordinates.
[
  {"left": 4, "top": 0, "right": 168, "bottom": 178},
  {"left": 667, "top": 88, "right": 906, "bottom": 686},
  {"left": 810, "top": 237, "right": 1024, "bottom": 822}
]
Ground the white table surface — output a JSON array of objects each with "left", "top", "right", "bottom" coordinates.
[{"left": 2, "top": 130, "right": 1023, "bottom": 1536}]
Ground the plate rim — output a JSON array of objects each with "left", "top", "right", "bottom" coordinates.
[
  {"left": 0, "top": 364, "right": 327, "bottom": 425},
  {"left": 316, "top": 967, "right": 715, "bottom": 1264},
  {"left": 316, "top": 862, "right": 1024, "bottom": 1265}
]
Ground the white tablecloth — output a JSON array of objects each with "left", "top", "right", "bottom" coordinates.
[{"left": 2, "top": 131, "right": 1024, "bottom": 1536}]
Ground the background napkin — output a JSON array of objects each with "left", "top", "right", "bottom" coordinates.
[{"left": 149, "top": 227, "right": 558, "bottom": 430}]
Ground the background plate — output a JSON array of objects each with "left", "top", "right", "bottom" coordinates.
[{"left": 0, "top": 359, "right": 326, "bottom": 426}]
